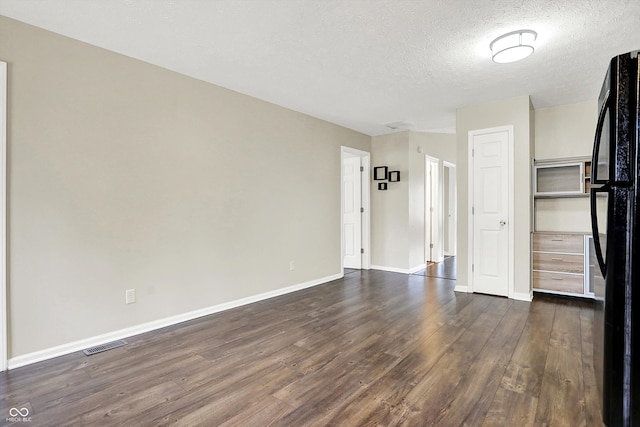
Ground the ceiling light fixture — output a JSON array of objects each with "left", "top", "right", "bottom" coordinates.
[
  {"left": 490, "top": 30, "right": 537, "bottom": 63},
  {"left": 385, "top": 120, "right": 415, "bottom": 130}
]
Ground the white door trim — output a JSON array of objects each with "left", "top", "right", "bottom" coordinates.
[
  {"left": 443, "top": 161, "right": 456, "bottom": 256},
  {"left": 425, "top": 155, "right": 442, "bottom": 263},
  {"left": 1, "top": 61, "right": 7, "bottom": 371},
  {"left": 340, "top": 146, "right": 370, "bottom": 271},
  {"left": 467, "top": 125, "right": 515, "bottom": 299}
]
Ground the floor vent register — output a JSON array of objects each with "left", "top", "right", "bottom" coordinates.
[{"left": 83, "top": 339, "right": 128, "bottom": 356}]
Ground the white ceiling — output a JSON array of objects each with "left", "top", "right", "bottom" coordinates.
[{"left": 1, "top": 0, "right": 639, "bottom": 136}]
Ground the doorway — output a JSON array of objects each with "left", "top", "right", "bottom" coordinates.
[
  {"left": 341, "top": 147, "right": 370, "bottom": 271},
  {"left": 425, "top": 156, "right": 442, "bottom": 263},
  {"left": 443, "top": 162, "right": 456, "bottom": 257},
  {"left": 467, "top": 126, "right": 514, "bottom": 298},
  {"left": 418, "top": 156, "right": 456, "bottom": 280}
]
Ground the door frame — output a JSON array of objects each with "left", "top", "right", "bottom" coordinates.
[
  {"left": 340, "top": 146, "right": 370, "bottom": 271},
  {"left": 425, "top": 155, "right": 442, "bottom": 263},
  {"left": 1, "top": 61, "right": 7, "bottom": 371},
  {"left": 467, "top": 125, "right": 515, "bottom": 298},
  {"left": 443, "top": 161, "right": 456, "bottom": 256}
]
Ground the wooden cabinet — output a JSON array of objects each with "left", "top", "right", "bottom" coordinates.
[
  {"left": 532, "top": 232, "right": 589, "bottom": 296},
  {"left": 533, "top": 157, "right": 591, "bottom": 197}
]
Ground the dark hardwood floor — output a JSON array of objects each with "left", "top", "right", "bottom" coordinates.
[
  {"left": 412, "top": 256, "right": 457, "bottom": 280},
  {"left": 0, "top": 270, "right": 601, "bottom": 426}
]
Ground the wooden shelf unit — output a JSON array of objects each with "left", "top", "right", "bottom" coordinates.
[
  {"left": 533, "top": 157, "right": 592, "bottom": 198},
  {"left": 532, "top": 231, "right": 591, "bottom": 297}
]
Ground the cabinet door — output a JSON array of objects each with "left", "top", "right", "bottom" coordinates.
[
  {"left": 533, "top": 252, "right": 584, "bottom": 274},
  {"left": 534, "top": 162, "right": 584, "bottom": 195},
  {"left": 533, "top": 271, "right": 584, "bottom": 294},
  {"left": 532, "top": 233, "right": 584, "bottom": 253}
]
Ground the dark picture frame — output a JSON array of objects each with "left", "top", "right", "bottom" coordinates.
[
  {"left": 378, "top": 182, "right": 388, "bottom": 190},
  {"left": 389, "top": 171, "right": 400, "bottom": 182},
  {"left": 374, "top": 166, "right": 388, "bottom": 181}
]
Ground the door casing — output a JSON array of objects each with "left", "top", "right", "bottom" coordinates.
[
  {"left": 466, "top": 125, "right": 515, "bottom": 298},
  {"left": 443, "top": 161, "right": 456, "bottom": 256},
  {"left": 342, "top": 154, "right": 362, "bottom": 268},
  {"left": 340, "top": 146, "right": 370, "bottom": 271},
  {"left": 425, "top": 156, "right": 442, "bottom": 263},
  {"left": 1, "top": 61, "right": 7, "bottom": 371}
]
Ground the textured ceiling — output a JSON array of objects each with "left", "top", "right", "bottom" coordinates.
[{"left": 1, "top": 0, "right": 639, "bottom": 135}]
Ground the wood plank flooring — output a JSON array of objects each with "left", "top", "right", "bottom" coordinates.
[
  {"left": 412, "top": 256, "right": 457, "bottom": 280},
  {"left": 0, "top": 270, "right": 602, "bottom": 426}
]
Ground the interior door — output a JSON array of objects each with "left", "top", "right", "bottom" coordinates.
[
  {"left": 343, "top": 155, "right": 362, "bottom": 268},
  {"left": 444, "top": 163, "right": 456, "bottom": 256},
  {"left": 425, "top": 157, "right": 439, "bottom": 262},
  {"left": 472, "top": 130, "right": 509, "bottom": 296}
]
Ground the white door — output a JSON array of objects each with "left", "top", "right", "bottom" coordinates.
[
  {"left": 425, "top": 157, "right": 441, "bottom": 263},
  {"left": 425, "top": 158, "right": 435, "bottom": 262},
  {"left": 343, "top": 155, "right": 362, "bottom": 268},
  {"left": 471, "top": 129, "right": 510, "bottom": 296},
  {"left": 444, "top": 162, "right": 456, "bottom": 256}
]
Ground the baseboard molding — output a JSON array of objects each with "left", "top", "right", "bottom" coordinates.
[
  {"left": 409, "top": 264, "right": 426, "bottom": 274},
  {"left": 452, "top": 286, "right": 532, "bottom": 301},
  {"left": 454, "top": 285, "right": 469, "bottom": 293},
  {"left": 513, "top": 290, "right": 533, "bottom": 302},
  {"left": 8, "top": 273, "right": 343, "bottom": 370},
  {"left": 370, "top": 265, "right": 411, "bottom": 274},
  {"left": 371, "top": 264, "right": 436, "bottom": 275}
]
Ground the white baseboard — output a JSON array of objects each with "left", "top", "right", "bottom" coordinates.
[
  {"left": 454, "top": 285, "right": 469, "bottom": 293},
  {"left": 513, "top": 290, "right": 533, "bottom": 302},
  {"left": 370, "top": 265, "right": 411, "bottom": 274},
  {"left": 8, "top": 273, "right": 343, "bottom": 370},
  {"left": 371, "top": 264, "right": 436, "bottom": 275},
  {"left": 409, "top": 264, "right": 426, "bottom": 274}
]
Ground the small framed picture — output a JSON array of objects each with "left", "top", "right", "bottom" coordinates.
[
  {"left": 378, "top": 182, "right": 388, "bottom": 190},
  {"left": 389, "top": 171, "right": 400, "bottom": 182},
  {"left": 374, "top": 166, "right": 388, "bottom": 181}
]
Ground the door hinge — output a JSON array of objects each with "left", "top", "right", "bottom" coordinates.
[
  {"left": 472, "top": 148, "right": 474, "bottom": 157},
  {"left": 430, "top": 243, "right": 434, "bottom": 249},
  {"left": 472, "top": 264, "right": 474, "bottom": 272},
  {"left": 360, "top": 207, "right": 364, "bottom": 213},
  {"left": 360, "top": 166, "right": 364, "bottom": 172},
  {"left": 361, "top": 248, "right": 364, "bottom": 254},
  {"left": 472, "top": 207, "right": 474, "bottom": 215}
]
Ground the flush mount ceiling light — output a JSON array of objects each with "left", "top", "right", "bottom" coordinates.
[
  {"left": 385, "top": 120, "right": 415, "bottom": 130},
  {"left": 490, "top": 30, "right": 537, "bottom": 63}
]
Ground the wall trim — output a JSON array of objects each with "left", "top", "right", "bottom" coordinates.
[
  {"left": 409, "top": 264, "right": 426, "bottom": 274},
  {"left": 8, "top": 272, "right": 342, "bottom": 370},
  {"left": 371, "top": 265, "right": 425, "bottom": 275},
  {"left": 370, "top": 265, "right": 411, "bottom": 274},
  {"left": 0, "top": 61, "right": 6, "bottom": 372},
  {"left": 513, "top": 290, "right": 534, "bottom": 302}
]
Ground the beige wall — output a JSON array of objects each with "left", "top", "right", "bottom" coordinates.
[
  {"left": 534, "top": 101, "right": 598, "bottom": 159},
  {"left": 408, "top": 132, "right": 456, "bottom": 268},
  {"left": 371, "top": 131, "right": 455, "bottom": 271},
  {"left": 533, "top": 101, "right": 597, "bottom": 232},
  {"left": 0, "top": 17, "right": 370, "bottom": 358},
  {"left": 371, "top": 132, "right": 410, "bottom": 269},
  {"left": 456, "top": 96, "right": 532, "bottom": 298}
]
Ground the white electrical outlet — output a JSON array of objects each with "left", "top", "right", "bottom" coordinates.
[
  {"left": 289, "top": 260, "right": 295, "bottom": 271},
  {"left": 125, "top": 289, "right": 136, "bottom": 304}
]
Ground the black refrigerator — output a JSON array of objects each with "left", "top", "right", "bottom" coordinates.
[{"left": 591, "top": 49, "right": 640, "bottom": 427}]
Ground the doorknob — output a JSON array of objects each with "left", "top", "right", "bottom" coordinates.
[{"left": 500, "top": 220, "right": 507, "bottom": 226}]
